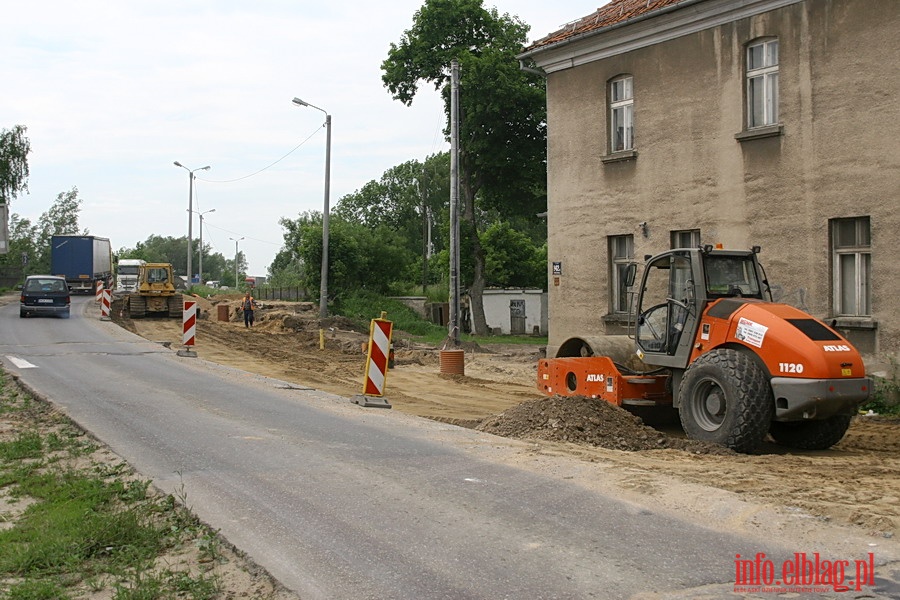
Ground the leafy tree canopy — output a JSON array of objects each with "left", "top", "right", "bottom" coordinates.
[
  {"left": 382, "top": 0, "right": 548, "bottom": 334},
  {"left": 277, "top": 211, "right": 416, "bottom": 301},
  {"left": 0, "top": 125, "right": 31, "bottom": 206},
  {"left": 481, "top": 221, "right": 546, "bottom": 289},
  {"left": 334, "top": 152, "right": 450, "bottom": 261},
  {"left": 381, "top": 0, "right": 545, "bottom": 215},
  {"left": 117, "top": 234, "right": 231, "bottom": 282},
  {"left": 1, "top": 187, "right": 84, "bottom": 275}
]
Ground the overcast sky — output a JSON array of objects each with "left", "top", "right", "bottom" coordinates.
[{"left": 2, "top": 1, "right": 603, "bottom": 276}]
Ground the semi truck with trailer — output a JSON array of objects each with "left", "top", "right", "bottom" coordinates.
[{"left": 50, "top": 235, "right": 113, "bottom": 294}]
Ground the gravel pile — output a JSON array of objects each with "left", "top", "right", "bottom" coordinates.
[{"left": 477, "top": 395, "right": 734, "bottom": 455}]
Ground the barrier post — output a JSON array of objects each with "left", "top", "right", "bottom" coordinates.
[
  {"left": 100, "top": 289, "right": 111, "bottom": 321},
  {"left": 351, "top": 311, "right": 392, "bottom": 408},
  {"left": 177, "top": 299, "right": 198, "bottom": 357},
  {"left": 95, "top": 280, "right": 104, "bottom": 302}
]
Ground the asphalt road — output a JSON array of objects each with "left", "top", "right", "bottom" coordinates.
[{"left": 2, "top": 295, "right": 883, "bottom": 599}]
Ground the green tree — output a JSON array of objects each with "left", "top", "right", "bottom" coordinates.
[
  {"left": 223, "top": 251, "right": 248, "bottom": 288},
  {"left": 1, "top": 188, "right": 85, "bottom": 274},
  {"left": 334, "top": 151, "right": 450, "bottom": 291},
  {"left": 125, "top": 235, "right": 183, "bottom": 267},
  {"left": 0, "top": 125, "right": 31, "bottom": 264},
  {"left": 118, "top": 235, "right": 229, "bottom": 282},
  {"left": 266, "top": 247, "right": 305, "bottom": 288},
  {"left": 429, "top": 215, "right": 546, "bottom": 295},
  {"left": 198, "top": 248, "right": 228, "bottom": 283},
  {"left": 0, "top": 125, "right": 31, "bottom": 206},
  {"left": 279, "top": 211, "right": 414, "bottom": 305},
  {"left": 2, "top": 214, "right": 37, "bottom": 274},
  {"left": 481, "top": 221, "right": 546, "bottom": 288},
  {"left": 35, "top": 187, "right": 84, "bottom": 247},
  {"left": 382, "top": 0, "right": 547, "bottom": 335}
]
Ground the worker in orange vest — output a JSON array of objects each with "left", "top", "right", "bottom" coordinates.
[{"left": 239, "top": 291, "right": 257, "bottom": 328}]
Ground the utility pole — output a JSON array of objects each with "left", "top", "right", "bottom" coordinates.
[
  {"left": 230, "top": 237, "right": 244, "bottom": 289},
  {"left": 449, "top": 58, "right": 460, "bottom": 346},
  {"left": 420, "top": 169, "right": 428, "bottom": 296}
]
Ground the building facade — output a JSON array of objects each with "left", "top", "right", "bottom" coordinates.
[{"left": 519, "top": 0, "right": 900, "bottom": 366}]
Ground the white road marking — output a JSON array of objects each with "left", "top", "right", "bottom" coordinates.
[{"left": 5, "top": 356, "right": 37, "bottom": 369}]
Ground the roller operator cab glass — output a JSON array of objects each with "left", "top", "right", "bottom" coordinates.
[{"left": 704, "top": 255, "right": 762, "bottom": 299}]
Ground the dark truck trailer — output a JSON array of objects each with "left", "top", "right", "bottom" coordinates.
[{"left": 50, "top": 235, "right": 113, "bottom": 294}]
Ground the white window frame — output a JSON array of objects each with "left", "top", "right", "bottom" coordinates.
[
  {"left": 671, "top": 229, "right": 701, "bottom": 249},
  {"left": 609, "top": 76, "right": 634, "bottom": 152},
  {"left": 831, "top": 217, "right": 871, "bottom": 317},
  {"left": 609, "top": 234, "right": 634, "bottom": 313},
  {"left": 746, "top": 39, "right": 779, "bottom": 128}
]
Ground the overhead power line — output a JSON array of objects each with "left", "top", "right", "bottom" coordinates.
[{"left": 196, "top": 124, "right": 325, "bottom": 184}]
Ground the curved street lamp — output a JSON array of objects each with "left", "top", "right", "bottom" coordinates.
[
  {"left": 292, "top": 97, "right": 331, "bottom": 319},
  {"left": 174, "top": 161, "right": 210, "bottom": 285}
]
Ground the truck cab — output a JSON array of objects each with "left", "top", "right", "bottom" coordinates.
[{"left": 115, "top": 259, "right": 146, "bottom": 293}]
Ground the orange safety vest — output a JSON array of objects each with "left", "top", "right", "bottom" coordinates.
[{"left": 241, "top": 296, "right": 255, "bottom": 311}]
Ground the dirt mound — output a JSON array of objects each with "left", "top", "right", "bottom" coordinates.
[
  {"left": 477, "top": 395, "right": 735, "bottom": 455},
  {"left": 282, "top": 313, "right": 362, "bottom": 334},
  {"left": 394, "top": 349, "right": 438, "bottom": 366},
  {"left": 836, "top": 415, "right": 900, "bottom": 453}
]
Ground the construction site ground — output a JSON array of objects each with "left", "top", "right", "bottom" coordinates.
[{"left": 101, "top": 294, "right": 900, "bottom": 545}]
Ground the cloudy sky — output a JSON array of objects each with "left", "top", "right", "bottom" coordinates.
[{"left": 3, "top": 1, "right": 602, "bottom": 276}]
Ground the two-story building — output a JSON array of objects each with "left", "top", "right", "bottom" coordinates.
[{"left": 519, "top": 0, "right": 900, "bottom": 367}]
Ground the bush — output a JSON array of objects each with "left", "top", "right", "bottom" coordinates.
[
  {"left": 862, "top": 374, "right": 900, "bottom": 416},
  {"left": 334, "top": 290, "right": 445, "bottom": 337}
]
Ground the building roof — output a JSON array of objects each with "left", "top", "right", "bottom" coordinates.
[{"left": 526, "top": 0, "right": 698, "bottom": 52}]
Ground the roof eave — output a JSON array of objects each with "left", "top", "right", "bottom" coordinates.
[
  {"left": 518, "top": 0, "right": 707, "bottom": 62},
  {"left": 519, "top": 0, "right": 804, "bottom": 73}
]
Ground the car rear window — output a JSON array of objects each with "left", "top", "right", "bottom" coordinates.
[{"left": 26, "top": 279, "right": 66, "bottom": 292}]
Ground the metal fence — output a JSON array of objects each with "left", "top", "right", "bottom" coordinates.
[
  {"left": 255, "top": 286, "right": 308, "bottom": 301},
  {"left": 0, "top": 265, "right": 23, "bottom": 289}
]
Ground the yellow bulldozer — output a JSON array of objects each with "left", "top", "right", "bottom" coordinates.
[{"left": 124, "top": 263, "right": 183, "bottom": 318}]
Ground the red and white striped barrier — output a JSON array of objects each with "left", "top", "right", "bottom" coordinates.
[
  {"left": 95, "top": 280, "right": 104, "bottom": 302},
  {"left": 353, "top": 313, "right": 393, "bottom": 408},
  {"left": 183, "top": 300, "right": 196, "bottom": 347},
  {"left": 177, "top": 300, "right": 198, "bottom": 357},
  {"left": 100, "top": 289, "right": 111, "bottom": 321}
]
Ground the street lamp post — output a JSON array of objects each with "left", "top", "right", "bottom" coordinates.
[
  {"left": 229, "top": 236, "right": 244, "bottom": 290},
  {"left": 196, "top": 208, "right": 215, "bottom": 285},
  {"left": 174, "top": 161, "right": 210, "bottom": 286},
  {"left": 292, "top": 97, "right": 331, "bottom": 319}
]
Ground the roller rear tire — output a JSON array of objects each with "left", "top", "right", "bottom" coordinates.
[
  {"left": 678, "top": 349, "right": 773, "bottom": 453},
  {"left": 768, "top": 414, "right": 853, "bottom": 450}
]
